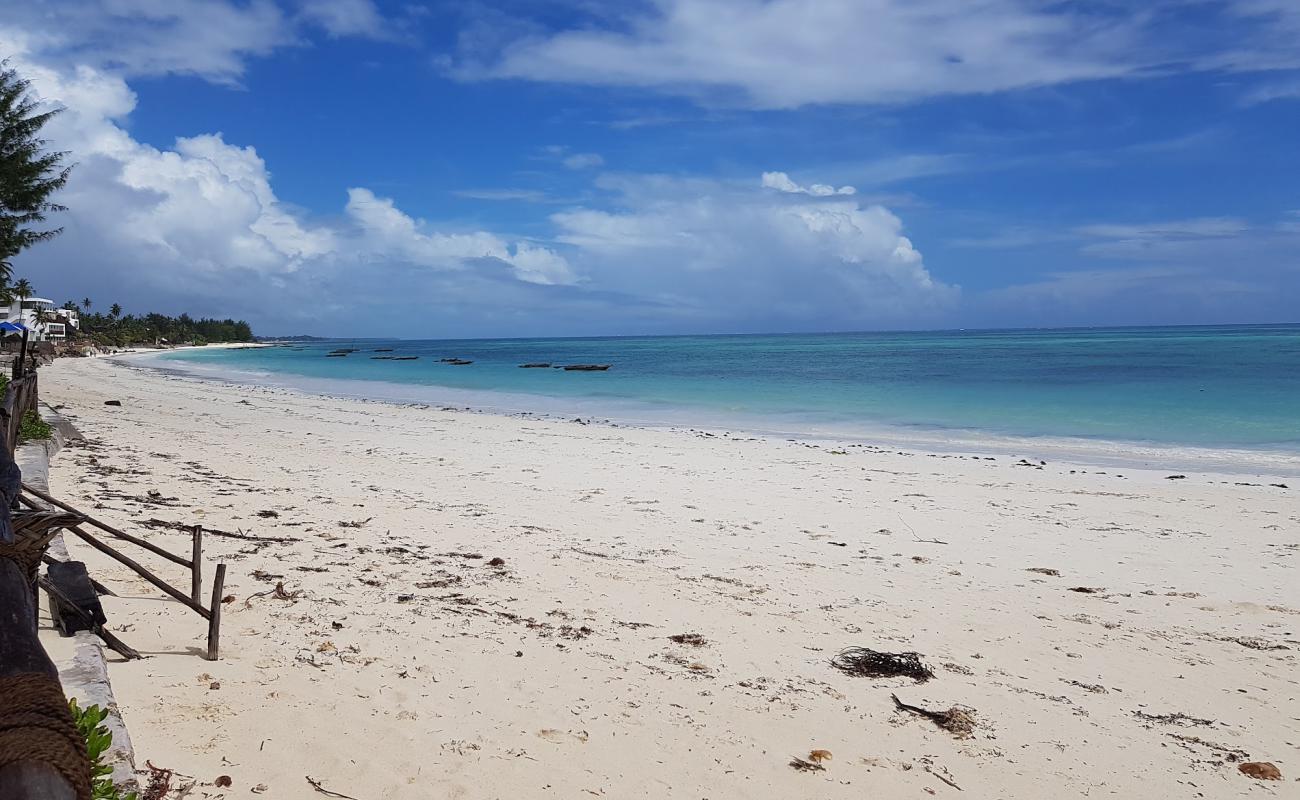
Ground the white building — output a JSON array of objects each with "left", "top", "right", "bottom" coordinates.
[{"left": 0, "top": 297, "right": 79, "bottom": 341}]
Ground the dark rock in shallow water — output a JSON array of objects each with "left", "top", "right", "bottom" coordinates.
[
  {"left": 373, "top": 348, "right": 394, "bottom": 352},
  {"left": 326, "top": 353, "right": 348, "bottom": 357},
  {"left": 392, "top": 356, "right": 419, "bottom": 361},
  {"left": 563, "top": 364, "right": 611, "bottom": 371},
  {"left": 441, "top": 358, "right": 473, "bottom": 365},
  {"left": 519, "top": 363, "right": 552, "bottom": 368}
]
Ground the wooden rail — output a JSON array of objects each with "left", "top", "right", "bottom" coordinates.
[{"left": 19, "top": 484, "right": 229, "bottom": 660}]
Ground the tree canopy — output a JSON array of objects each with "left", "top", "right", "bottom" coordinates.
[
  {"left": 78, "top": 309, "right": 253, "bottom": 346},
  {"left": 0, "top": 62, "right": 70, "bottom": 286}
]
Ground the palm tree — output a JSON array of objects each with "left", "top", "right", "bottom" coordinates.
[
  {"left": 12, "top": 278, "right": 37, "bottom": 332},
  {"left": 109, "top": 302, "right": 121, "bottom": 318},
  {"left": 81, "top": 297, "right": 91, "bottom": 311}
]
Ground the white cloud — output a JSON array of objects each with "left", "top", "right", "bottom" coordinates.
[
  {"left": 1075, "top": 217, "right": 1255, "bottom": 260},
  {"left": 1240, "top": 77, "right": 1300, "bottom": 105},
  {"left": 344, "top": 188, "right": 575, "bottom": 285},
  {"left": 455, "top": 0, "right": 1136, "bottom": 109},
  {"left": 455, "top": 0, "right": 1300, "bottom": 109},
  {"left": 296, "top": 0, "right": 389, "bottom": 39},
  {"left": 761, "top": 171, "right": 855, "bottom": 196},
  {"left": 562, "top": 152, "right": 605, "bottom": 170},
  {"left": 2, "top": 36, "right": 576, "bottom": 329},
  {"left": 0, "top": 0, "right": 294, "bottom": 85},
  {"left": 551, "top": 173, "right": 955, "bottom": 326}
]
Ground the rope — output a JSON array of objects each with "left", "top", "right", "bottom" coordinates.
[{"left": 0, "top": 673, "right": 91, "bottom": 800}]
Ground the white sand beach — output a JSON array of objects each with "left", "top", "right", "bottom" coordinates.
[{"left": 39, "top": 355, "right": 1298, "bottom": 798}]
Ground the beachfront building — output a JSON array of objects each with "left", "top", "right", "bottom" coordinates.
[{"left": 0, "top": 297, "right": 77, "bottom": 341}]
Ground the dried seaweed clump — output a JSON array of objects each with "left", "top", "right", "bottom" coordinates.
[
  {"left": 831, "top": 647, "right": 933, "bottom": 682},
  {"left": 891, "top": 694, "right": 978, "bottom": 738},
  {"left": 669, "top": 633, "right": 707, "bottom": 646}
]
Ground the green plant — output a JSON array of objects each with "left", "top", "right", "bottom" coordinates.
[
  {"left": 17, "top": 408, "right": 52, "bottom": 442},
  {"left": 68, "top": 698, "right": 139, "bottom": 800}
]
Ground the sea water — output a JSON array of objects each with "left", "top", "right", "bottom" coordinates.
[{"left": 152, "top": 325, "right": 1300, "bottom": 456}]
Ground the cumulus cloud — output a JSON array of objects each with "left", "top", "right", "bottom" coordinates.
[
  {"left": 344, "top": 188, "right": 575, "bottom": 285},
  {"left": 2, "top": 36, "right": 575, "bottom": 328},
  {"left": 551, "top": 173, "right": 955, "bottom": 328},
  {"left": 761, "top": 171, "right": 855, "bottom": 197},
  {"left": 454, "top": 0, "right": 1300, "bottom": 109}
]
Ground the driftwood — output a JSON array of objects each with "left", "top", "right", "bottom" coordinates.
[
  {"left": 306, "top": 776, "right": 362, "bottom": 799},
  {"left": 139, "top": 517, "right": 300, "bottom": 544}
]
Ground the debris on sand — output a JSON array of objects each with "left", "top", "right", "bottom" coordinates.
[
  {"left": 831, "top": 647, "right": 934, "bottom": 682},
  {"left": 143, "top": 761, "right": 172, "bottom": 800},
  {"left": 669, "top": 633, "right": 707, "bottom": 646},
  {"left": 1134, "top": 710, "right": 1214, "bottom": 727},
  {"left": 1026, "top": 567, "right": 1060, "bottom": 577},
  {"left": 1239, "top": 762, "right": 1281, "bottom": 780},
  {"left": 891, "top": 694, "right": 977, "bottom": 738},
  {"left": 1222, "top": 635, "right": 1289, "bottom": 651},
  {"left": 807, "top": 749, "right": 833, "bottom": 764},
  {"left": 487, "top": 557, "right": 506, "bottom": 567},
  {"left": 244, "top": 581, "right": 300, "bottom": 607},
  {"left": 789, "top": 757, "right": 825, "bottom": 772},
  {"left": 1068, "top": 586, "right": 1104, "bottom": 594}
]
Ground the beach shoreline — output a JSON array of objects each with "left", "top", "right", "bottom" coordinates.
[
  {"left": 38, "top": 355, "right": 1298, "bottom": 798},
  {"left": 115, "top": 346, "right": 1300, "bottom": 478}
]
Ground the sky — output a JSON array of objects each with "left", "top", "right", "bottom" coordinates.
[{"left": 1, "top": 0, "right": 1298, "bottom": 338}]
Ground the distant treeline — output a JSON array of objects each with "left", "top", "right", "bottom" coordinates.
[{"left": 76, "top": 310, "right": 253, "bottom": 346}]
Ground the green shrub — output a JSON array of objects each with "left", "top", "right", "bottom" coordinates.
[
  {"left": 17, "top": 408, "right": 52, "bottom": 443},
  {"left": 68, "top": 698, "right": 139, "bottom": 800}
]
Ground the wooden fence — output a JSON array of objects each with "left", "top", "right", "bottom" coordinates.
[
  {"left": 20, "top": 483, "right": 228, "bottom": 661},
  {"left": 1, "top": 372, "right": 38, "bottom": 454}
]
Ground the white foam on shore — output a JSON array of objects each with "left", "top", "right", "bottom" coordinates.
[{"left": 117, "top": 348, "right": 1300, "bottom": 478}]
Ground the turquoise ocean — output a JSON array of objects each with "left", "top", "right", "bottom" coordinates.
[{"left": 151, "top": 324, "right": 1300, "bottom": 464}]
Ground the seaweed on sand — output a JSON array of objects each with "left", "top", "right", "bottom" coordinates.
[{"left": 830, "top": 647, "right": 934, "bottom": 682}]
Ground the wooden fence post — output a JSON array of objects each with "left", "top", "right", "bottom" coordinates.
[
  {"left": 191, "top": 526, "right": 203, "bottom": 605},
  {"left": 206, "top": 563, "right": 226, "bottom": 661}
]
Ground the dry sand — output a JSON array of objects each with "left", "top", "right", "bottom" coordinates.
[{"left": 38, "top": 355, "right": 1299, "bottom": 798}]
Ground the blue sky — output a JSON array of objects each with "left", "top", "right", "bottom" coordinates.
[{"left": 2, "top": 0, "right": 1298, "bottom": 337}]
